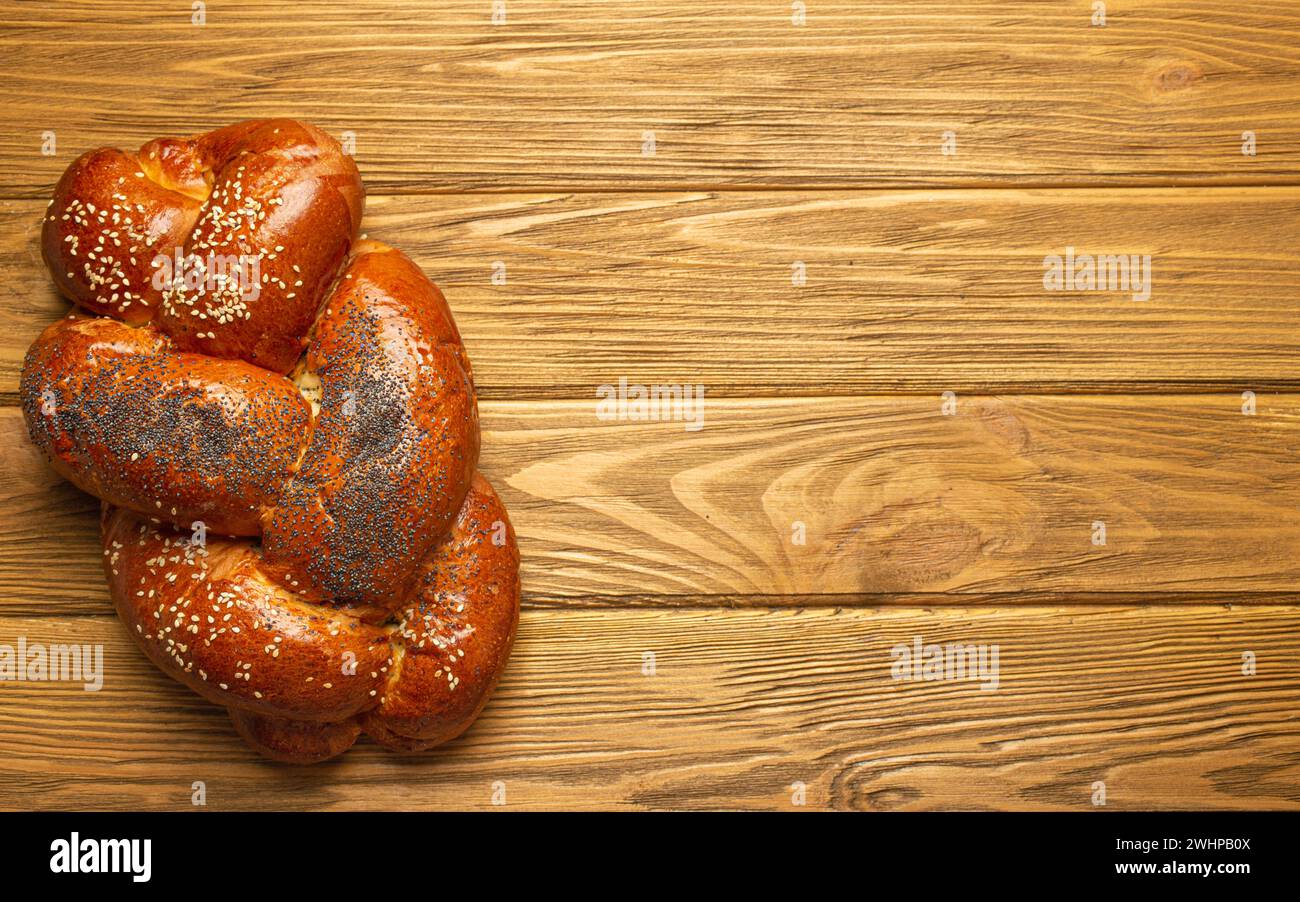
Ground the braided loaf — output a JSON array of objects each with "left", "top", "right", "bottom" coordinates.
[{"left": 21, "top": 120, "right": 520, "bottom": 763}]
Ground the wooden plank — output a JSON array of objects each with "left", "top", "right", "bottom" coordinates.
[
  {"left": 2, "top": 1, "right": 1300, "bottom": 195},
  {"left": 4, "top": 189, "right": 1300, "bottom": 399},
  {"left": 0, "top": 606, "right": 1295, "bottom": 810},
  {"left": 3, "top": 394, "right": 1297, "bottom": 613}
]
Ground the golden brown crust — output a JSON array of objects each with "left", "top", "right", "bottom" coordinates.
[
  {"left": 153, "top": 120, "right": 365, "bottom": 373},
  {"left": 361, "top": 474, "right": 520, "bottom": 751},
  {"left": 21, "top": 315, "right": 311, "bottom": 535},
  {"left": 102, "top": 474, "right": 518, "bottom": 764},
  {"left": 27, "top": 120, "right": 516, "bottom": 764},
  {"left": 41, "top": 119, "right": 364, "bottom": 373},
  {"left": 41, "top": 148, "right": 203, "bottom": 324},
  {"left": 262, "top": 243, "right": 480, "bottom": 610},
  {"left": 228, "top": 709, "right": 362, "bottom": 765},
  {"left": 103, "top": 506, "right": 394, "bottom": 722}
]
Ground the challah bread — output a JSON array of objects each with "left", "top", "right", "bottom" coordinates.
[
  {"left": 102, "top": 504, "right": 395, "bottom": 722},
  {"left": 102, "top": 472, "right": 519, "bottom": 764},
  {"left": 21, "top": 314, "right": 311, "bottom": 535},
  {"left": 21, "top": 120, "right": 520, "bottom": 763},
  {"left": 43, "top": 119, "right": 364, "bottom": 373},
  {"left": 42, "top": 147, "right": 204, "bottom": 326},
  {"left": 262, "top": 241, "right": 480, "bottom": 613},
  {"left": 229, "top": 475, "right": 520, "bottom": 762},
  {"left": 360, "top": 473, "right": 520, "bottom": 751}
]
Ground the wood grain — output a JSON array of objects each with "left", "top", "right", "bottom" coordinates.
[
  {"left": 4, "top": 189, "right": 1300, "bottom": 399},
  {"left": 2, "top": 1, "right": 1299, "bottom": 195},
  {"left": 3, "top": 393, "right": 1297, "bottom": 612},
  {"left": 2, "top": 0, "right": 1297, "bottom": 813},
  {"left": 0, "top": 606, "right": 1295, "bottom": 811}
]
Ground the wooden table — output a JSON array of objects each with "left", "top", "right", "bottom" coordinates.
[{"left": 0, "top": 0, "right": 1297, "bottom": 810}]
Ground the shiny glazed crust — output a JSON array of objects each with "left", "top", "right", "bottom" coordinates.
[
  {"left": 21, "top": 120, "right": 520, "bottom": 763},
  {"left": 42, "top": 119, "right": 365, "bottom": 374},
  {"left": 103, "top": 475, "right": 519, "bottom": 763},
  {"left": 262, "top": 242, "right": 481, "bottom": 611}
]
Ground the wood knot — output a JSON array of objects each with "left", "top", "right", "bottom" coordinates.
[
  {"left": 1154, "top": 61, "right": 1202, "bottom": 92},
  {"left": 969, "top": 400, "right": 1031, "bottom": 452}
]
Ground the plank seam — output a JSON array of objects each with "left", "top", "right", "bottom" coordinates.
[
  {"left": 6, "top": 595, "right": 1299, "bottom": 617},
  {"left": 8, "top": 183, "right": 1300, "bottom": 201},
  {"left": 7, "top": 387, "right": 1300, "bottom": 408}
]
